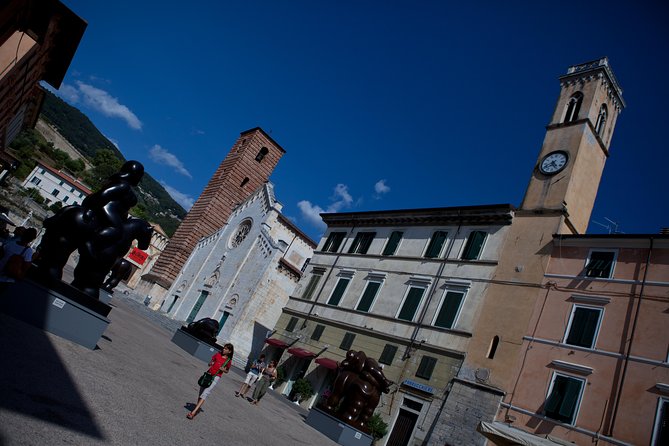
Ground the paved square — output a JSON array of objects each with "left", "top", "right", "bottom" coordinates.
[{"left": 0, "top": 292, "right": 339, "bottom": 446}]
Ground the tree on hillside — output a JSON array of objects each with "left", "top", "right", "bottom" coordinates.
[{"left": 83, "top": 149, "right": 124, "bottom": 191}]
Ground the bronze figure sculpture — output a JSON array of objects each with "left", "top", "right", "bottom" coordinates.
[
  {"left": 102, "top": 258, "right": 133, "bottom": 293},
  {"left": 35, "top": 161, "right": 153, "bottom": 299},
  {"left": 321, "top": 350, "right": 393, "bottom": 433}
]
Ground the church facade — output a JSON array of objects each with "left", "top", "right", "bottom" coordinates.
[{"left": 162, "top": 183, "right": 315, "bottom": 366}]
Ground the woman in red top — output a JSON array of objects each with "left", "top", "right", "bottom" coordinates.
[{"left": 187, "top": 343, "right": 234, "bottom": 420}]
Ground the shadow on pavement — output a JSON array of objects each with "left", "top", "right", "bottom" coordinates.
[{"left": 0, "top": 311, "right": 105, "bottom": 440}]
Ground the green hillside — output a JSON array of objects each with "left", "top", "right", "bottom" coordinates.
[{"left": 38, "top": 90, "right": 187, "bottom": 236}]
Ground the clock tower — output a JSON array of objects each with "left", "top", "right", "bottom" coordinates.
[{"left": 521, "top": 57, "right": 625, "bottom": 234}]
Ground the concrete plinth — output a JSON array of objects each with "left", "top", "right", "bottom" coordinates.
[
  {"left": 0, "top": 279, "right": 111, "bottom": 350},
  {"left": 99, "top": 289, "right": 112, "bottom": 304},
  {"left": 306, "top": 407, "right": 373, "bottom": 446},
  {"left": 171, "top": 327, "right": 221, "bottom": 363}
]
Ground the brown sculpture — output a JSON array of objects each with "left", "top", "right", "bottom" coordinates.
[{"left": 321, "top": 350, "right": 392, "bottom": 432}]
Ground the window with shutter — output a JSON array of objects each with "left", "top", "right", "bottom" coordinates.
[
  {"left": 328, "top": 278, "right": 351, "bottom": 306},
  {"left": 286, "top": 317, "right": 298, "bottom": 332},
  {"left": 415, "top": 356, "right": 437, "bottom": 380},
  {"left": 425, "top": 231, "right": 447, "bottom": 258},
  {"left": 433, "top": 291, "right": 465, "bottom": 329},
  {"left": 461, "top": 231, "right": 487, "bottom": 260},
  {"left": 311, "top": 324, "right": 325, "bottom": 341},
  {"left": 544, "top": 374, "right": 584, "bottom": 424},
  {"left": 397, "top": 287, "right": 426, "bottom": 321},
  {"left": 565, "top": 306, "right": 602, "bottom": 348},
  {"left": 356, "top": 281, "right": 382, "bottom": 312},
  {"left": 382, "top": 231, "right": 403, "bottom": 256},
  {"left": 379, "top": 344, "right": 398, "bottom": 365},
  {"left": 340, "top": 332, "right": 356, "bottom": 350}
]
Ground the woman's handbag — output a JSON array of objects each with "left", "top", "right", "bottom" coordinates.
[
  {"left": 197, "top": 357, "right": 230, "bottom": 388},
  {"left": 198, "top": 372, "right": 216, "bottom": 388}
]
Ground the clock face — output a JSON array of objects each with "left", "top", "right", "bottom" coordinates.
[{"left": 539, "top": 151, "right": 569, "bottom": 175}]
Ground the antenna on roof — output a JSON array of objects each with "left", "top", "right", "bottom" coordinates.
[{"left": 592, "top": 217, "right": 623, "bottom": 234}]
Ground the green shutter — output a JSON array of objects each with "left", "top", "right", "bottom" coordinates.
[
  {"left": 302, "top": 275, "right": 321, "bottom": 300},
  {"left": 566, "top": 307, "right": 600, "bottom": 348},
  {"left": 340, "top": 332, "right": 355, "bottom": 350},
  {"left": 462, "top": 231, "right": 486, "bottom": 260},
  {"left": 425, "top": 231, "right": 447, "bottom": 258},
  {"left": 545, "top": 375, "right": 583, "bottom": 423},
  {"left": 359, "top": 232, "right": 375, "bottom": 254},
  {"left": 434, "top": 291, "right": 464, "bottom": 328},
  {"left": 311, "top": 324, "right": 325, "bottom": 341},
  {"left": 398, "top": 287, "right": 425, "bottom": 321},
  {"left": 379, "top": 344, "right": 398, "bottom": 365},
  {"left": 356, "top": 281, "right": 381, "bottom": 312},
  {"left": 585, "top": 251, "right": 614, "bottom": 278},
  {"left": 328, "top": 278, "right": 350, "bottom": 306},
  {"left": 383, "top": 231, "right": 403, "bottom": 256},
  {"left": 349, "top": 232, "right": 375, "bottom": 254},
  {"left": 416, "top": 356, "right": 437, "bottom": 380},
  {"left": 286, "top": 317, "right": 298, "bottom": 332},
  {"left": 323, "top": 232, "right": 345, "bottom": 252}
]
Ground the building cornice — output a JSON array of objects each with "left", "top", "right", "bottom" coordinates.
[
  {"left": 240, "top": 127, "right": 286, "bottom": 153},
  {"left": 321, "top": 204, "right": 515, "bottom": 228},
  {"left": 277, "top": 213, "right": 317, "bottom": 247},
  {"left": 559, "top": 57, "right": 625, "bottom": 110}
]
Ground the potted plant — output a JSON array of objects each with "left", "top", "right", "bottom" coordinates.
[
  {"left": 271, "top": 365, "right": 286, "bottom": 389},
  {"left": 291, "top": 378, "right": 314, "bottom": 403},
  {"left": 367, "top": 413, "right": 389, "bottom": 444}
]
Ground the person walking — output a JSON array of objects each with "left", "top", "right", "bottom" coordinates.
[
  {"left": 187, "top": 343, "right": 234, "bottom": 420},
  {"left": 251, "top": 360, "right": 277, "bottom": 405},
  {"left": 235, "top": 353, "right": 265, "bottom": 399}
]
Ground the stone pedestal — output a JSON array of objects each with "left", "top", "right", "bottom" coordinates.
[
  {"left": 99, "top": 289, "right": 112, "bottom": 304},
  {"left": 0, "top": 278, "right": 111, "bottom": 350},
  {"left": 171, "top": 327, "right": 221, "bottom": 363},
  {"left": 306, "top": 407, "right": 373, "bottom": 446}
]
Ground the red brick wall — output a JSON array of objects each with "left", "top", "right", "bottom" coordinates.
[{"left": 147, "top": 128, "right": 284, "bottom": 286}]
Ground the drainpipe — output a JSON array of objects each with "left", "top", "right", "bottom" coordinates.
[
  {"left": 607, "top": 236, "right": 653, "bottom": 435},
  {"left": 404, "top": 217, "right": 463, "bottom": 359}
]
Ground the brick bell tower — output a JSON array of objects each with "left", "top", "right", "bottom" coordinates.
[{"left": 141, "top": 128, "right": 285, "bottom": 297}]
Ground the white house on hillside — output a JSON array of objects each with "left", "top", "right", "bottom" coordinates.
[{"left": 21, "top": 162, "right": 91, "bottom": 207}]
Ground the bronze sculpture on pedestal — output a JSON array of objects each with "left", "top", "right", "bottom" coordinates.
[
  {"left": 35, "top": 161, "right": 153, "bottom": 299},
  {"left": 321, "top": 350, "right": 393, "bottom": 433}
]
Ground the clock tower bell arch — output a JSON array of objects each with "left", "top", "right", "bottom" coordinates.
[{"left": 521, "top": 58, "right": 625, "bottom": 234}]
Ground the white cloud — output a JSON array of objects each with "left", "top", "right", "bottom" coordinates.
[
  {"left": 327, "top": 183, "right": 353, "bottom": 212},
  {"left": 149, "top": 145, "right": 192, "bottom": 178},
  {"left": 160, "top": 181, "right": 195, "bottom": 210},
  {"left": 57, "top": 83, "right": 80, "bottom": 104},
  {"left": 76, "top": 81, "right": 142, "bottom": 130},
  {"left": 298, "top": 183, "right": 356, "bottom": 228},
  {"left": 297, "top": 200, "right": 326, "bottom": 230},
  {"left": 374, "top": 179, "right": 390, "bottom": 195}
]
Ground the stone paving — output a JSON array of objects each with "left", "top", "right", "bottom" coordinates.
[{"left": 0, "top": 284, "right": 338, "bottom": 446}]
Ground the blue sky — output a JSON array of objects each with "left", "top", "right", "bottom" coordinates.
[{"left": 53, "top": 0, "right": 669, "bottom": 241}]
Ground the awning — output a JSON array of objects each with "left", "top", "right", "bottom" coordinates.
[
  {"left": 477, "top": 422, "right": 569, "bottom": 446},
  {"left": 315, "top": 357, "right": 339, "bottom": 370},
  {"left": 287, "top": 347, "right": 316, "bottom": 358},
  {"left": 265, "top": 338, "right": 289, "bottom": 349}
]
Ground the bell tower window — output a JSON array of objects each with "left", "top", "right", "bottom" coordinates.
[
  {"left": 255, "top": 147, "right": 269, "bottom": 162},
  {"left": 595, "top": 104, "right": 608, "bottom": 137},
  {"left": 563, "top": 92, "right": 583, "bottom": 123}
]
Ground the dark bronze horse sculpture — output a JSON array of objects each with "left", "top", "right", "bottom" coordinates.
[{"left": 35, "top": 161, "right": 153, "bottom": 299}]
